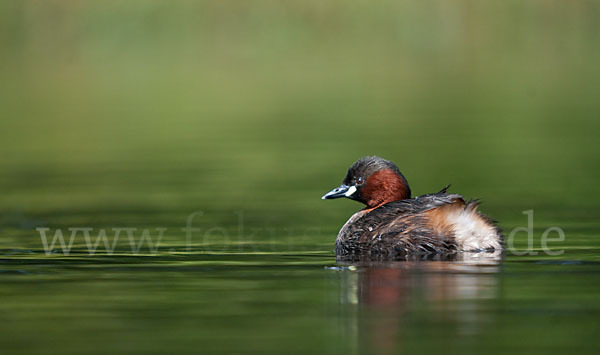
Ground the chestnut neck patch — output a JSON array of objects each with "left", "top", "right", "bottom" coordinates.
[{"left": 360, "top": 169, "right": 411, "bottom": 208}]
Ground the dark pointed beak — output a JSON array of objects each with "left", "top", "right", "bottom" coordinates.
[{"left": 321, "top": 184, "right": 356, "bottom": 200}]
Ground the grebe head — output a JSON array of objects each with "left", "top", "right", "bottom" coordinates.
[{"left": 321, "top": 156, "right": 411, "bottom": 209}]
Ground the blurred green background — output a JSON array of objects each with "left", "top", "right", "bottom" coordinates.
[
  {"left": 1, "top": 1, "right": 600, "bottom": 354},
  {"left": 2, "top": 0, "right": 599, "bottom": 229}
]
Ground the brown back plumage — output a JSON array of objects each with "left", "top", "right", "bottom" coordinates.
[{"left": 335, "top": 190, "right": 502, "bottom": 260}]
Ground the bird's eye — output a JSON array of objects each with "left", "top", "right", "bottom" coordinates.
[{"left": 356, "top": 177, "right": 363, "bottom": 185}]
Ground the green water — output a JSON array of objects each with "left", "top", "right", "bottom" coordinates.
[{"left": 1, "top": 1, "right": 600, "bottom": 354}]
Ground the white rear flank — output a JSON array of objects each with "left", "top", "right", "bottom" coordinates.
[{"left": 444, "top": 205, "right": 502, "bottom": 251}]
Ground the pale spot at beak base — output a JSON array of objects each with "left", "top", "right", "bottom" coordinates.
[{"left": 344, "top": 185, "right": 357, "bottom": 197}]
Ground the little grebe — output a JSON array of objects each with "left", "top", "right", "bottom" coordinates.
[{"left": 322, "top": 156, "right": 503, "bottom": 260}]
